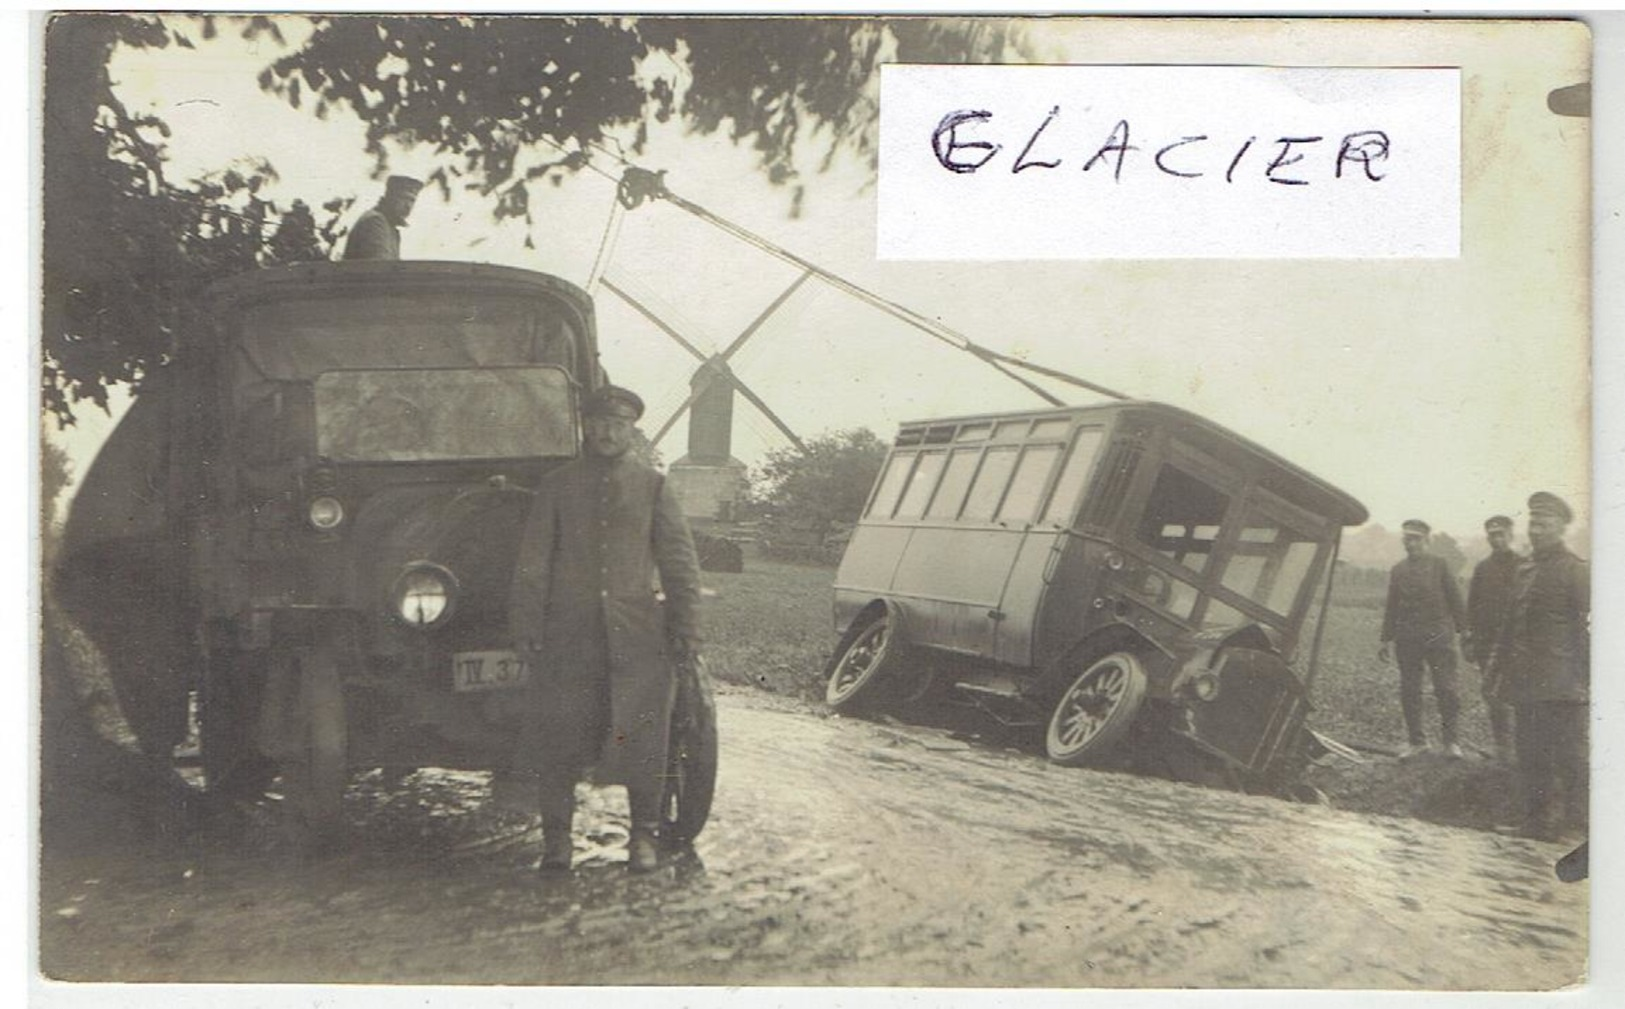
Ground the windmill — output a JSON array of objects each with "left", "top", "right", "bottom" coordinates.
[
  {"left": 584, "top": 165, "right": 1128, "bottom": 525},
  {"left": 599, "top": 268, "right": 812, "bottom": 524}
]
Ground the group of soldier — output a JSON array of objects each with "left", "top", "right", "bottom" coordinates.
[{"left": 1379, "top": 492, "right": 1589, "bottom": 843}]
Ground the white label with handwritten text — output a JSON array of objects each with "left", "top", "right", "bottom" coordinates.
[{"left": 878, "top": 65, "right": 1459, "bottom": 259}]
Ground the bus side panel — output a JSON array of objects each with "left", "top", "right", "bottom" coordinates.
[
  {"left": 832, "top": 524, "right": 913, "bottom": 633},
  {"left": 1029, "top": 537, "right": 1107, "bottom": 677},
  {"left": 889, "top": 526, "right": 1022, "bottom": 656},
  {"left": 992, "top": 529, "right": 1068, "bottom": 668}
]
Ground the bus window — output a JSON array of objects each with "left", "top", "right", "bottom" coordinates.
[
  {"left": 1202, "top": 597, "right": 1249, "bottom": 629},
  {"left": 1138, "top": 464, "right": 1230, "bottom": 574},
  {"left": 997, "top": 445, "right": 1063, "bottom": 524},
  {"left": 1030, "top": 418, "right": 1071, "bottom": 440},
  {"left": 991, "top": 420, "right": 1029, "bottom": 442},
  {"left": 956, "top": 423, "right": 992, "bottom": 442},
  {"left": 926, "top": 449, "right": 981, "bottom": 520},
  {"left": 868, "top": 452, "right": 916, "bottom": 518},
  {"left": 1220, "top": 507, "right": 1321, "bottom": 616},
  {"left": 960, "top": 446, "right": 1020, "bottom": 522},
  {"left": 895, "top": 452, "right": 946, "bottom": 519},
  {"left": 1040, "top": 428, "right": 1105, "bottom": 526}
]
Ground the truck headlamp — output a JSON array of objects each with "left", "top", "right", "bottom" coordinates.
[
  {"left": 1191, "top": 672, "right": 1221, "bottom": 702},
  {"left": 393, "top": 564, "right": 457, "bottom": 627},
  {"left": 308, "top": 495, "right": 345, "bottom": 530}
]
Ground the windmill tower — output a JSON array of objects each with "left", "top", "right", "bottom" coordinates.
[
  {"left": 601, "top": 272, "right": 810, "bottom": 526},
  {"left": 668, "top": 357, "right": 750, "bottom": 522}
]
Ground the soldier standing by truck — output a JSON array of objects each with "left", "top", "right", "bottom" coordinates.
[{"left": 508, "top": 385, "right": 705, "bottom": 873}]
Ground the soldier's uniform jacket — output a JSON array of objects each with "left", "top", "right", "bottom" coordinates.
[
  {"left": 342, "top": 206, "right": 400, "bottom": 260},
  {"left": 1381, "top": 553, "right": 1465, "bottom": 646},
  {"left": 1492, "top": 543, "right": 1590, "bottom": 704},
  {"left": 1466, "top": 549, "right": 1521, "bottom": 666},
  {"left": 507, "top": 452, "right": 702, "bottom": 785}
]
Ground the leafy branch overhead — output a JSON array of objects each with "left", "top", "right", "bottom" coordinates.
[
  {"left": 43, "top": 13, "right": 1019, "bottom": 426},
  {"left": 259, "top": 16, "right": 1023, "bottom": 218},
  {"left": 41, "top": 13, "right": 342, "bottom": 428}
]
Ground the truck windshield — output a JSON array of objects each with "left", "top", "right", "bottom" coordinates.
[
  {"left": 237, "top": 294, "right": 581, "bottom": 380},
  {"left": 314, "top": 367, "right": 576, "bottom": 462}
]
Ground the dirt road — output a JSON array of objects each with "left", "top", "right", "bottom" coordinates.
[{"left": 38, "top": 687, "right": 1586, "bottom": 989}]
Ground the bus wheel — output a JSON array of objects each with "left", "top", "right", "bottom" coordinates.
[
  {"left": 825, "top": 613, "right": 915, "bottom": 711},
  {"left": 1045, "top": 652, "right": 1148, "bottom": 766},
  {"left": 662, "top": 657, "right": 719, "bottom": 848},
  {"left": 280, "top": 637, "right": 349, "bottom": 853}
]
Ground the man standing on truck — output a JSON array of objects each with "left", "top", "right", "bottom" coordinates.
[
  {"left": 508, "top": 385, "right": 704, "bottom": 873},
  {"left": 1492, "top": 492, "right": 1589, "bottom": 841},
  {"left": 1379, "top": 518, "right": 1467, "bottom": 759},
  {"left": 341, "top": 175, "right": 421, "bottom": 260},
  {"left": 1464, "top": 514, "right": 1520, "bottom": 763}
]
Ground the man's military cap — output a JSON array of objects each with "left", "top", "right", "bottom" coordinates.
[
  {"left": 1528, "top": 491, "right": 1574, "bottom": 523},
  {"left": 585, "top": 384, "right": 645, "bottom": 420},
  {"left": 1484, "top": 515, "right": 1514, "bottom": 533},
  {"left": 385, "top": 175, "right": 423, "bottom": 198},
  {"left": 1401, "top": 519, "right": 1431, "bottom": 537}
]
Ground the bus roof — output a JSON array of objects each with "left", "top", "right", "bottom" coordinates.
[{"left": 895, "top": 399, "right": 1369, "bottom": 526}]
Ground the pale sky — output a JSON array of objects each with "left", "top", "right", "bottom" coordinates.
[{"left": 51, "top": 15, "right": 1594, "bottom": 542}]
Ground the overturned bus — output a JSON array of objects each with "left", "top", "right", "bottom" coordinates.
[
  {"left": 55, "top": 260, "right": 717, "bottom": 847},
  {"left": 825, "top": 401, "right": 1367, "bottom": 795}
]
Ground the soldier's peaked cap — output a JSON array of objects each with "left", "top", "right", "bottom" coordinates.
[
  {"left": 1401, "top": 519, "right": 1431, "bottom": 537},
  {"left": 1484, "top": 515, "right": 1514, "bottom": 532},
  {"left": 385, "top": 175, "right": 423, "bottom": 198},
  {"left": 585, "top": 384, "right": 644, "bottom": 420},
  {"left": 1527, "top": 491, "right": 1573, "bottom": 523}
]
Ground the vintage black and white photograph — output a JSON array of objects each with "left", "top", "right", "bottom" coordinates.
[{"left": 34, "top": 11, "right": 1597, "bottom": 999}]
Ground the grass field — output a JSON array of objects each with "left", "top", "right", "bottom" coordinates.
[{"left": 700, "top": 552, "right": 1522, "bottom": 828}]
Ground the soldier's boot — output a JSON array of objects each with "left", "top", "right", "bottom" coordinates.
[
  {"left": 538, "top": 779, "right": 577, "bottom": 873},
  {"left": 627, "top": 822, "right": 661, "bottom": 873},
  {"left": 539, "top": 816, "right": 574, "bottom": 872}
]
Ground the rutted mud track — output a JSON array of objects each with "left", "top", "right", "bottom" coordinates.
[{"left": 39, "top": 688, "right": 1586, "bottom": 988}]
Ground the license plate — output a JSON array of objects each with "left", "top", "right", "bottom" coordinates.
[{"left": 453, "top": 650, "right": 532, "bottom": 692}]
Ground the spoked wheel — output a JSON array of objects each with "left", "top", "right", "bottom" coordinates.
[
  {"left": 661, "top": 656, "right": 718, "bottom": 848},
  {"left": 824, "top": 612, "right": 931, "bottom": 712},
  {"left": 1045, "top": 652, "right": 1148, "bottom": 766}
]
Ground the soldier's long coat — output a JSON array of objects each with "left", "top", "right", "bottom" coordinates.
[
  {"left": 507, "top": 453, "right": 702, "bottom": 787},
  {"left": 1492, "top": 543, "right": 1590, "bottom": 705}
]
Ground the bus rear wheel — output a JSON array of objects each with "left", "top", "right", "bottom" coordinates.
[
  {"left": 1045, "top": 652, "right": 1148, "bottom": 766},
  {"left": 824, "top": 612, "right": 933, "bottom": 712}
]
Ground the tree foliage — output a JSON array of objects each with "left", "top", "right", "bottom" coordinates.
[
  {"left": 44, "top": 14, "right": 1021, "bottom": 425},
  {"left": 259, "top": 16, "right": 1022, "bottom": 222},
  {"left": 754, "top": 428, "right": 889, "bottom": 533},
  {"left": 42, "top": 13, "right": 343, "bottom": 428}
]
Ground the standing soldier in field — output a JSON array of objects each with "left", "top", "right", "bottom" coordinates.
[
  {"left": 1379, "top": 518, "right": 1467, "bottom": 759},
  {"left": 341, "top": 175, "right": 422, "bottom": 260},
  {"left": 1465, "top": 515, "right": 1520, "bottom": 763},
  {"left": 1492, "top": 492, "right": 1589, "bottom": 841},
  {"left": 508, "top": 385, "right": 704, "bottom": 873}
]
